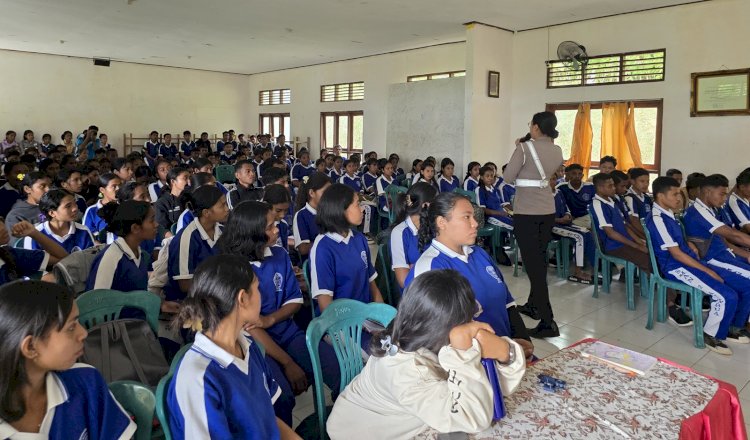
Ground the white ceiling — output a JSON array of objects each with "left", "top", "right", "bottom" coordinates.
[{"left": 0, "top": 0, "right": 705, "bottom": 74}]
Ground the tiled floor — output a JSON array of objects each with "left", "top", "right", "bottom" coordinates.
[{"left": 292, "top": 264, "right": 750, "bottom": 434}]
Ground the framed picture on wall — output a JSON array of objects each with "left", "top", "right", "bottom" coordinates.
[
  {"left": 488, "top": 71, "right": 500, "bottom": 98},
  {"left": 690, "top": 68, "right": 750, "bottom": 116}
]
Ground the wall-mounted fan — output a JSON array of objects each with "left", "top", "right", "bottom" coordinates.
[{"left": 557, "top": 41, "right": 589, "bottom": 70}]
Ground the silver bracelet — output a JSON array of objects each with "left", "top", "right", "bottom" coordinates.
[{"left": 501, "top": 343, "right": 516, "bottom": 365}]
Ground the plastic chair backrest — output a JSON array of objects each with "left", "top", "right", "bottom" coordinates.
[
  {"left": 155, "top": 343, "right": 193, "bottom": 440},
  {"left": 109, "top": 380, "right": 156, "bottom": 440},
  {"left": 170, "top": 222, "right": 177, "bottom": 235},
  {"left": 13, "top": 237, "right": 24, "bottom": 248},
  {"left": 375, "top": 243, "right": 393, "bottom": 306},
  {"left": 587, "top": 206, "right": 606, "bottom": 254},
  {"left": 385, "top": 185, "right": 408, "bottom": 224},
  {"left": 306, "top": 299, "right": 396, "bottom": 439},
  {"left": 453, "top": 187, "right": 477, "bottom": 204},
  {"left": 302, "top": 259, "right": 316, "bottom": 318},
  {"left": 214, "top": 164, "right": 235, "bottom": 184},
  {"left": 76, "top": 289, "right": 161, "bottom": 334}
]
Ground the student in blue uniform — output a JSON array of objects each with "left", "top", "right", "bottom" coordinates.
[
  {"left": 293, "top": 172, "right": 331, "bottom": 261},
  {"left": 180, "top": 130, "right": 196, "bottom": 162},
  {"left": 624, "top": 167, "right": 652, "bottom": 240},
  {"left": 551, "top": 177, "right": 594, "bottom": 284},
  {"left": 220, "top": 142, "right": 237, "bottom": 164},
  {"left": 168, "top": 254, "right": 298, "bottom": 440},
  {"left": 338, "top": 159, "right": 362, "bottom": 192},
  {"left": 160, "top": 133, "right": 179, "bottom": 162},
  {"left": 310, "top": 183, "right": 384, "bottom": 312},
  {"left": 390, "top": 183, "right": 437, "bottom": 289},
  {"left": 218, "top": 202, "right": 341, "bottom": 407},
  {"left": 154, "top": 166, "right": 190, "bottom": 231},
  {"left": 475, "top": 166, "right": 513, "bottom": 231},
  {"left": 0, "top": 219, "right": 69, "bottom": 284},
  {"left": 228, "top": 160, "right": 263, "bottom": 209},
  {"left": 438, "top": 158, "right": 459, "bottom": 193},
  {"left": 56, "top": 168, "right": 87, "bottom": 217},
  {"left": 148, "top": 158, "right": 172, "bottom": 202},
  {"left": 556, "top": 163, "right": 596, "bottom": 225},
  {"left": 375, "top": 160, "right": 395, "bottom": 220},
  {"left": 361, "top": 158, "right": 380, "bottom": 195},
  {"left": 143, "top": 131, "right": 161, "bottom": 168},
  {"left": 648, "top": 177, "right": 750, "bottom": 354},
  {"left": 24, "top": 189, "right": 95, "bottom": 253},
  {"left": 726, "top": 169, "right": 750, "bottom": 234},
  {"left": 83, "top": 173, "right": 121, "bottom": 242},
  {"left": 262, "top": 184, "right": 293, "bottom": 249},
  {"left": 0, "top": 161, "right": 28, "bottom": 218},
  {"left": 290, "top": 150, "right": 315, "bottom": 190},
  {"left": 85, "top": 200, "right": 158, "bottom": 292},
  {"left": 110, "top": 158, "right": 134, "bottom": 184},
  {"left": 462, "top": 161, "right": 481, "bottom": 192},
  {"left": 328, "top": 156, "right": 344, "bottom": 182},
  {"left": 0, "top": 280, "right": 136, "bottom": 440},
  {"left": 164, "top": 185, "right": 229, "bottom": 302},
  {"left": 5, "top": 172, "right": 51, "bottom": 235},
  {"left": 412, "top": 161, "right": 439, "bottom": 192},
  {"left": 404, "top": 193, "right": 533, "bottom": 357},
  {"left": 388, "top": 153, "right": 404, "bottom": 177}
]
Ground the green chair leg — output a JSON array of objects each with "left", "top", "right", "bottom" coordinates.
[
  {"left": 625, "top": 264, "right": 636, "bottom": 310},
  {"left": 639, "top": 271, "right": 650, "bottom": 298},
  {"left": 593, "top": 254, "right": 601, "bottom": 298},
  {"left": 656, "top": 284, "right": 668, "bottom": 323},
  {"left": 554, "top": 241, "right": 563, "bottom": 279},
  {"left": 690, "top": 288, "right": 706, "bottom": 349}
]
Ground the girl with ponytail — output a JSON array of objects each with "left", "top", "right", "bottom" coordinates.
[
  {"left": 167, "top": 254, "right": 298, "bottom": 439},
  {"left": 389, "top": 182, "right": 438, "bottom": 289},
  {"left": 292, "top": 172, "right": 331, "bottom": 260},
  {"left": 23, "top": 189, "right": 95, "bottom": 253}
]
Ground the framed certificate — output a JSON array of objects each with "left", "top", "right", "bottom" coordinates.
[
  {"left": 690, "top": 68, "right": 750, "bottom": 116},
  {"left": 488, "top": 71, "right": 500, "bottom": 98}
]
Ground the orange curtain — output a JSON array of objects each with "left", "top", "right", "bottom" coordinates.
[
  {"left": 567, "top": 103, "right": 593, "bottom": 176},
  {"left": 601, "top": 102, "right": 643, "bottom": 171}
]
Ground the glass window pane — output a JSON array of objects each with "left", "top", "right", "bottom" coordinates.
[
  {"left": 452, "top": 71, "right": 466, "bottom": 77},
  {"left": 324, "top": 116, "right": 335, "bottom": 148},
  {"left": 283, "top": 116, "right": 291, "bottom": 140},
  {"left": 634, "top": 107, "right": 657, "bottom": 165},
  {"left": 338, "top": 115, "right": 349, "bottom": 150},
  {"left": 431, "top": 73, "right": 450, "bottom": 80},
  {"left": 552, "top": 110, "right": 577, "bottom": 160},
  {"left": 352, "top": 115, "right": 363, "bottom": 150},
  {"left": 590, "top": 109, "right": 603, "bottom": 162},
  {"left": 272, "top": 117, "right": 280, "bottom": 138},
  {"left": 262, "top": 117, "right": 270, "bottom": 134}
]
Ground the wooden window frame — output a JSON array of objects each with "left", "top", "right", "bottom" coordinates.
[
  {"left": 259, "top": 89, "right": 291, "bottom": 106},
  {"left": 407, "top": 70, "right": 466, "bottom": 82},
  {"left": 258, "top": 113, "right": 291, "bottom": 137},
  {"left": 320, "top": 82, "right": 365, "bottom": 102},
  {"left": 545, "top": 100, "right": 663, "bottom": 173},
  {"left": 320, "top": 111, "right": 364, "bottom": 156},
  {"left": 547, "top": 49, "right": 666, "bottom": 89}
]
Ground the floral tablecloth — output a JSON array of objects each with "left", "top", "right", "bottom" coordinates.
[{"left": 415, "top": 339, "right": 746, "bottom": 440}]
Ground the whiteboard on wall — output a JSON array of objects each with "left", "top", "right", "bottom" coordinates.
[{"left": 386, "top": 77, "right": 465, "bottom": 176}]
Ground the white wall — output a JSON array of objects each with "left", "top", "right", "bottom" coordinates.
[
  {"left": 246, "top": 43, "right": 466, "bottom": 158},
  {"left": 510, "top": 0, "right": 750, "bottom": 178},
  {"left": 0, "top": 50, "right": 249, "bottom": 154},
  {"left": 386, "top": 77, "right": 465, "bottom": 173}
]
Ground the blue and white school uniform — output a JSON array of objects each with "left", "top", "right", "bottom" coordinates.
[
  {"left": 0, "top": 364, "right": 135, "bottom": 440},
  {"left": 83, "top": 200, "right": 108, "bottom": 238},
  {"left": 160, "top": 143, "right": 178, "bottom": 161},
  {"left": 375, "top": 175, "right": 393, "bottom": 212},
  {"left": 292, "top": 203, "right": 319, "bottom": 253},
  {"left": 0, "top": 247, "right": 49, "bottom": 284},
  {"left": 86, "top": 237, "right": 149, "bottom": 291},
  {"left": 339, "top": 174, "right": 362, "bottom": 193},
  {"left": 625, "top": 188, "right": 653, "bottom": 219},
  {"left": 647, "top": 203, "right": 750, "bottom": 340},
  {"left": 499, "top": 182, "right": 516, "bottom": 207},
  {"left": 613, "top": 194, "right": 631, "bottom": 219},
  {"left": 0, "top": 182, "right": 21, "bottom": 218},
  {"left": 557, "top": 181, "right": 596, "bottom": 219},
  {"left": 552, "top": 190, "right": 595, "bottom": 268},
  {"left": 143, "top": 141, "right": 161, "bottom": 167},
  {"left": 328, "top": 168, "right": 342, "bottom": 182},
  {"left": 361, "top": 172, "right": 378, "bottom": 193},
  {"left": 438, "top": 175, "right": 459, "bottom": 193},
  {"left": 175, "top": 208, "right": 194, "bottom": 234},
  {"left": 164, "top": 219, "right": 223, "bottom": 301},
  {"left": 167, "top": 332, "right": 281, "bottom": 440},
  {"left": 475, "top": 185, "right": 512, "bottom": 230},
  {"left": 276, "top": 219, "right": 290, "bottom": 249},
  {"left": 405, "top": 240, "right": 515, "bottom": 337},
  {"left": 590, "top": 194, "right": 632, "bottom": 253},
  {"left": 290, "top": 163, "right": 315, "bottom": 184},
  {"left": 215, "top": 181, "right": 229, "bottom": 195},
  {"left": 73, "top": 194, "right": 87, "bottom": 217},
  {"left": 23, "top": 221, "right": 95, "bottom": 253},
  {"left": 725, "top": 192, "right": 750, "bottom": 231},
  {"left": 389, "top": 216, "right": 421, "bottom": 272},
  {"left": 148, "top": 181, "right": 166, "bottom": 202},
  {"left": 310, "top": 230, "right": 377, "bottom": 306},
  {"left": 180, "top": 140, "right": 196, "bottom": 158},
  {"left": 463, "top": 176, "right": 479, "bottom": 192},
  {"left": 251, "top": 246, "right": 303, "bottom": 345},
  {"left": 220, "top": 151, "right": 237, "bottom": 164}
]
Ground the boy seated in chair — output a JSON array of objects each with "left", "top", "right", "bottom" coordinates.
[{"left": 647, "top": 176, "right": 750, "bottom": 355}]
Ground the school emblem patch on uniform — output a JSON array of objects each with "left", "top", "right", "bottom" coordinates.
[
  {"left": 361, "top": 251, "right": 368, "bottom": 268},
  {"left": 486, "top": 266, "right": 502, "bottom": 284},
  {"left": 273, "top": 272, "right": 283, "bottom": 292},
  {"left": 582, "top": 193, "right": 591, "bottom": 201}
]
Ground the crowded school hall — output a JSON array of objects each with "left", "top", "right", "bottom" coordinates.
[{"left": 1, "top": 0, "right": 749, "bottom": 438}]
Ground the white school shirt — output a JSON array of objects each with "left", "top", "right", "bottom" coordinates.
[{"left": 327, "top": 339, "right": 525, "bottom": 440}]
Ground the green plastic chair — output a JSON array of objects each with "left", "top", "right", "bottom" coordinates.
[
  {"left": 453, "top": 187, "right": 477, "bottom": 203},
  {"left": 641, "top": 219, "right": 705, "bottom": 348},
  {"left": 214, "top": 164, "right": 235, "bottom": 184},
  {"left": 170, "top": 222, "right": 177, "bottom": 235},
  {"left": 587, "top": 208, "right": 639, "bottom": 310},
  {"left": 13, "top": 237, "right": 24, "bottom": 248},
  {"left": 302, "top": 259, "right": 317, "bottom": 319},
  {"left": 76, "top": 289, "right": 161, "bottom": 335},
  {"left": 384, "top": 185, "right": 407, "bottom": 225},
  {"left": 375, "top": 243, "right": 395, "bottom": 306},
  {"left": 155, "top": 343, "right": 193, "bottom": 440},
  {"left": 306, "top": 299, "right": 397, "bottom": 440},
  {"left": 109, "top": 380, "right": 156, "bottom": 440}
]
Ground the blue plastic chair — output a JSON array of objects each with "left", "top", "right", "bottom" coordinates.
[
  {"left": 155, "top": 343, "right": 193, "bottom": 440},
  {"left": 306, "top": 299, "right": 397, "bottom": 440},
  {"left": 76, "top": 289, "right": 161, "bottom": 334},
  {"left": 109, "top": 380, "right": 156, "bottom": 440},
  {"left": 641, "top": 219, "right": 705, "bottom": 348},
  {"left": 587, "top": 207, "right": 641, "bottom": 310}
]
